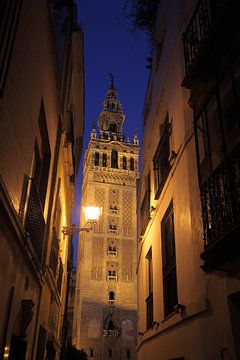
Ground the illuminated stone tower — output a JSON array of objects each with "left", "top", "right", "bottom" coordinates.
[{"left": 74, "top": 77, "right": 139, "bottom": 360}]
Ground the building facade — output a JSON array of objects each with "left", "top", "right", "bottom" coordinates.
[
  {"left": 137, "top": 1, "right": 240, "bottom": 360},
  {"left": 0, "top": 1, "right": 84, "bottom": 359},
  {"left": 73, "top": 80, "right": 139, "bottom": 360}
]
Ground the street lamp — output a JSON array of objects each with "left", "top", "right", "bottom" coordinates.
[{"left": 62, "top": 206, "right": 101, "bottom": 236}]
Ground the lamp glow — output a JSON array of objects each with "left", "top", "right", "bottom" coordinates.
[{"left": 84, "top": 206, "right": 101, "bottom": 223}]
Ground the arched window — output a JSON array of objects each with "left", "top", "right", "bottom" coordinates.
[
  {"left": 109, "top": 122, "right": 117, "bottom": 132},
  {"left": 130, "top": 157, "right": 134, "bottom": 170},
  {"left": 102, "top": 153, "right": 107, "bottom": 167},
  {"left": 108, "top": 320, "right": 114, "bottom": 330},
  {"left": 109, "top": 291, "right": 115, "bottom": 300},
  {"left": 95, "top": 152, "right": 99, "bottom": 166},
  {"left": 111, "top": 150, "right": 118, "bottom": 168},
  {"left": 122, "top": 156, "right": 127, "bottom": 169}
]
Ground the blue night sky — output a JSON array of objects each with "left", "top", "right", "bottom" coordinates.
[{"left": 72, "top": 0, "right": 149, "bottom": 259}]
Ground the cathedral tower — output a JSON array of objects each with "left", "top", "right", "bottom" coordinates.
[{"left": 73, "top": 77, "right": 139, "bottom": 360}]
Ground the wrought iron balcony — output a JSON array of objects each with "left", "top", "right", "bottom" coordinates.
[
  {"left": 200, "top": 144, "right": 240, "bottom": 264},
  {"left": 182, "top": 0, "right": 226, "bottom": 77},
  {"left": 24, "top": 177, "right": 45, "bottom": 261},
  {"left": 146, "top": 293, "right": 153, "bottom": 330}
]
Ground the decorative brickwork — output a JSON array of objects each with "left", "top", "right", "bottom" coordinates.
[
  {"left": 122, "top": 239, "right": 133, "bottom": 282},
  {"left": 92, "top": 237, "right": 104, "bottom": 280},
  {"left": 122, "top": 191, "right": 133, "bottom": 236}
]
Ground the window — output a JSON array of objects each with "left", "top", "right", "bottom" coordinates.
[
  {"left": 102, "top": 153, "right": 107, "bottom": 167},
  {"left": 19, "top": 100, "right": 50, "bottom": 260},
  {"left": 123, "top": 156, "right": 127, "bottom": 169},
  {"left": 95, "top": 152, "right": 99, "bottom": 166},
  {"left": 126, "top": 349, "right": 130, "bottom": 359},
  {"left": 0, "top": 0, "right": 23, "bottom": 97},
  {"left": 108, "top": 243, "right": 117, "bottom": 256},
  {"left": 108, "top": 348, "right": 112, "bottom": 358},
  {"left": 90, "top": 348, "right": 94, "bottom": 358},
  {"left": 130, "top": 157, "right": 134, "bottom": 170},
  {"left": 161, "top": 201, "right": 178, "bottom": 317},
  {"left": 49, "top": 228, "right": 59, "bottom": 277},
  {"left": 36, "top": 100, "right": 51, "bottom": 208},
  {"left": 109, "top": 122, "right": 117, "bottom": 132},
  {"left": 140, "top": 172, "right": 151, "bottom": 235},
  {"left": 57, "top": 258, "right": 63, "bottom": 293},
  {"left": 153, "top": 116, "right": 171, "bottom": 199},
  {"left": 107, "top": 268, "right": 117, "bottom": 281},
  {"left": 146, "top": 247, "right": 153, "bottom": 329},
  {"left": 111, "top": 150, "right": 118, "bottom": 168}
]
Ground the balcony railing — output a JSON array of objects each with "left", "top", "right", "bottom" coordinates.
[
  {"left": 200, "top": 144, "right": 240, "bottom": 262},
  {"left": 24, "top": 177, "right": 45, "bottom": 261},
  {"left": 108, "top": 300, "right": 115, "bottom": 306},
  {"left": 107, "top": 250, "right": 117, "bottom": 256},
  {"left": 146, "top": 293, "right": 153, "bottom": 330},
  {"left": 140, "top": 191, "right": 151, "bottom": 235},
  {"left": 107, "top": 274, "right": 117, "bottom": 281},
  {"left": 109, "top": 225, "right": 118, "bottom": 234},
  {"left": 103, "top": 329, "right": 119, "bottom": 337},
  {"left": 182, "top": 0, "right": 225, "bottom": 74}
]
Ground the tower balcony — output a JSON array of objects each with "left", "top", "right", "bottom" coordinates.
[
  {"left": 109, "top": 225, "right": 118, "bottom": 234},
  {"left": 107, "top": 250, "right": 117, "bottom": 257},
  {"left": 107, "top": 274, "right": 117, "bottom": 281},
  {"left": 103, "top": 329, "right": 119, "bottom": 337},
  {"left": 200, "top": 144, "right": 240, "bottom": 267}
]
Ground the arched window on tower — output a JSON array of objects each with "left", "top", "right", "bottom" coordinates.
[
  {"left": 102, "top": 153, "right": 107, "bottom": 167},
  {"left": 109, "top": 122, "right": 117, "bottom": 132},
  {"left": 108, "top": 320, "right": 114, "bottom": 330},
  {"left": 95, "top": 152, "right": 99, "bottom": 166},
  {"left": 111, "top": 150, "right": 118, "bottom": 168},
  {"left": 109, "top": 291, "right": 115, "bottom": 306},
  {"left": 122, "top": 156, "right": 127, "bottom": 170},
  {"left": 130, "top": 157, "right": 134, "bottom": 170}
]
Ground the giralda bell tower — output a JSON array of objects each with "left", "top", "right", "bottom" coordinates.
[{"left": 73, "top": 76, "right": 139, "bottom": 360}]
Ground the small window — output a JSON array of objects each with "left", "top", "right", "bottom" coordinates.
[
  {"left": 109, "top": 291, "right": 115, "bottom": 300},
  {"left": 130, "top": 158, "right": 134, "bottom": 170},
  {"left": 90, "top": 348, "right": 94, "bottom": 358},
  {"left": 111, "top": 150, "right": 118, "bottom": 168},
  {"left": 108, "top": 348, "right": 112, "bottom": 358},
  {"left": 102, "top": 153, "right": 107, "bottom": 167},
  {"left": 95, "top": 152, "right": 99, "bottom": 166},
  {"left": 126, "top": 349, "right": 130, "bottom": 359},
  {"left": 109, "top": 122, "right": 117, "bottom": 132},
  {"left": 123, "top": 156, "right": 127, "bottom": 169},
  {"left": 108, "top": 321, "right": 114, "bottom": 330}
]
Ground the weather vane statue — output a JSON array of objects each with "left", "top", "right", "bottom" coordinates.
[{"left": 109, "top": 72, "right": 115, "bottom": 88}]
